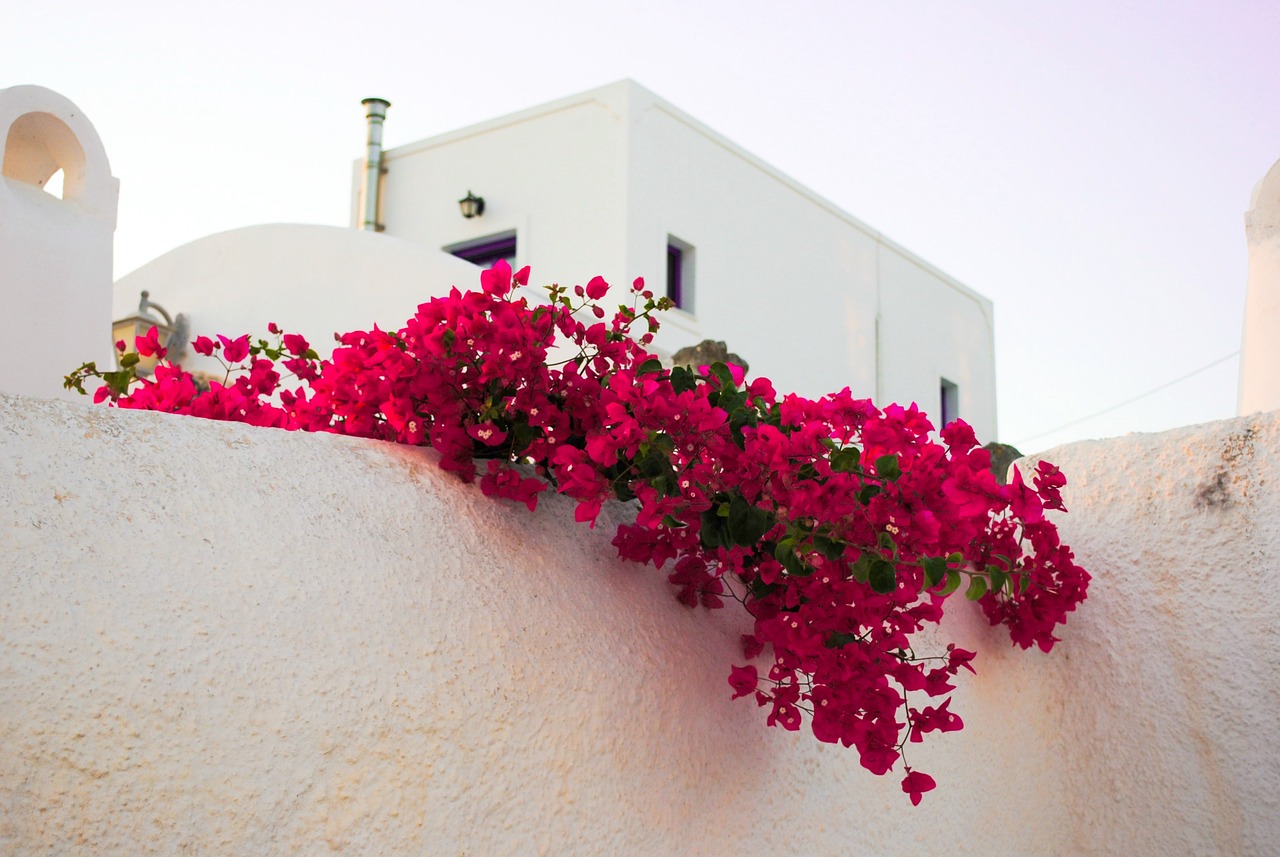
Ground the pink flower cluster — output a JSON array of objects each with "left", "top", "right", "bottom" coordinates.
[{"left": 68, "top": 260, "right": 1089, "bottom": 804}]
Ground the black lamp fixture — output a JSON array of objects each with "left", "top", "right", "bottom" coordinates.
[{"left": 458, "top": 190, "right": 485, "bottom": 219}]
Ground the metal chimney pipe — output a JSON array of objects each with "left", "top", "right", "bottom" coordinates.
[{"left": 360, "top": 97, "right": 391, "bottom": 232}]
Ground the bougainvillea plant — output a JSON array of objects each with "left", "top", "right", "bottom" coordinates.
[{"left": 67, "top": 261, "right": 1089, "bottom": 804}]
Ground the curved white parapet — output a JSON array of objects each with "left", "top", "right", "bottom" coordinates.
[
  {"left": 0, "top": 86, "right": 118, "bottom": 401},
  {"left": 1, "top": 395, "right": 1277, "bottom": 853},
  {"left": 113, "top": 224, "right": 493, "bottom": 371},
  {"left": 1031, "top": 415, "right": 1280, "bottom": 856}
]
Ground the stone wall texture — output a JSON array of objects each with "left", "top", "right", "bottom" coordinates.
[{"left": 2, "top": 393, "right": 1277, "bottom": 855}]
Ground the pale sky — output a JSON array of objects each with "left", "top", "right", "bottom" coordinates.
[{"left": 7, "top": 0, "right": 1278, "bottom": 454}]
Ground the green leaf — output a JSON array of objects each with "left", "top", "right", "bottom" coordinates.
[
  {"left": 923, "top": 556, "right": 948, "bottom": 589},
  {"left": 857, "top": 484, "right": 882, "bottom": 505},
  {"left": 988, "top": 566, "right": 1009, "bottom": 595},
  {"left": 825, "top": 632, "right": 859, "bottom": 649},
  {"left": 940, "top": 569, "right": 963, "bottom": 596},
  {"left": 699, "top": 509, "right": 730, "bottom": 550},
  {"left": 651, "top": 472, "right": 678, "bottom": 498},
  {"left": 875, "top": 453, "right": 901, "bottom": 481},
  {"left": 661, "top": 514, "right": 687, "bottom": 529},
  {"left": 709, "top": 361, "right": 736, "bottom": 390},
  {"left": 868, "top": 559, "right": 897, "bottom": 594},
  {"left": 813, "top": 536, "right": 844, "bottom": 561},
  {"left": 831, "top": 446, "right": 862, "bottom": 473},
  {"left": 120, "top": 352, "right": 140, "bottom": 369},
  {"left": 964, "top": 576, "right": 988, "bottom": 601},
  {"left": 669, "top": 365, "right": 696, "bottom": 394},
  {"left": 727, "top": 494, "right": 772, "bottom": 547},
  {"left": 104, "top": 370, "right": 133, "bottom": 396},
  {"left": 636, "top": 358, "right": 664, "bottom": 376},
  {"left": 720, "top": 390, "right": 748, "bottom": 413},
  {"left": 773, "top": 540, "right": 810, "bottom": 576},
  {"left": 651, "top": 431, "right": 676, "bottom": 455},
  {"left": 512, "top": 421, "right": 536, "bottom": 451},
  {"left": 729, "top": 408, "right": 752, "bottom": 450},
  {"left": 850, "top": 554, "right": 872, "bottom": 584},
  {"left": 1019, "top": 573, "right": 1032, "bottom": 594},
  {"left": 876, "top": 530, "right": 896, "bottom": 553}
]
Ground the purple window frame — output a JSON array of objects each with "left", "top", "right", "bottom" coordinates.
[{"left": 452, "top": 234, "right": 517, "bottom": 268}]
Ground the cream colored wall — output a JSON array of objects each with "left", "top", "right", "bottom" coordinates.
[
  {"left": 1037, "top": 413, "right": 1280, "bottom": 856},
  {"left": 1239, "top": 157, "right": 1280, "bottom": 415},
  {"left": 3, "top": 395, "right": 1277, "bottom": 854},
  {"left": 0, "top": 86, "right": 117, "bottom": 401}
]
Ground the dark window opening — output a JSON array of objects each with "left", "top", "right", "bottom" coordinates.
[
  {"left": 940, "top": 378, "right": 959, "bottom": 426},
  {"left": 666, "top": 244, "right": 683, "bottom": 308},
  {"left": 666, "top": 235, "right": 693, "bottom": 311},
  {"left": 449, "top": 232, "right": 517, "bottom": 269}
]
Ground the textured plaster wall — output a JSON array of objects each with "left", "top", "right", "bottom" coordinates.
[
  {"left": 1, "top": 395, "right": 1277, "bottom": 854},
  {"left": 1038, "top": 415, "right": 1280, "bottom": 856}
]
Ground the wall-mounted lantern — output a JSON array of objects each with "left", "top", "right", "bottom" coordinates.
[
  {"left": 111, "top": 291, "right": 189, "bottom": 374},
  {"left": 458, "top": 190, "right": 485, "bottom": 219}
]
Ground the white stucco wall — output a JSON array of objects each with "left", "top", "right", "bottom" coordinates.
[
  {"left": 1036, "top": 414, "right": 1280, "bottom": 856},
  {"left": 0, "top": 85, "right": 117, "bottom": 401},
  {"left": 371, "top": 94, "right": 630, "bottom": 294},
  {"left": 876, "top": 243, "right": 997, "bottom": 435},
  {"left": 2, "top": 395, "right": 1277, "bottom": 854},
  {"left": 371, "top": 81, "right": 997, "bottom": 440},
  {"left": 621, "top": 88, "right": 997, "bottom": 440},
  {"left": 114, "top": 224, "right": 483, "bottom": 366},
  {"left": 622, "top": 92, "right": 882, "bottom": 407}
]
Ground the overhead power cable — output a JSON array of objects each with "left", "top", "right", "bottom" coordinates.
[{"left": 1012, "top": 350, "right": 1240, "bottom": 447}]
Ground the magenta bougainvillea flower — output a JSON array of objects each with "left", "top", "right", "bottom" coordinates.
[
  {"left": 901, "top": 770, "right": 937, "bottom": 806},
  {"left": 134, "top": 325, "right": 165, "bottom": 359},
  {"left": 65, "top": 258, "right": 1089, "bottom": 804}
]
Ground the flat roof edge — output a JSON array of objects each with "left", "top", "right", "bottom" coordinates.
[{"left": 377, "top": 79, "right": 993, "bottom": 311}]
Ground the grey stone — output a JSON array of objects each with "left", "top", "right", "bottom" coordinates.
[{"left": 669, "top": 340, "right": 749, "bottom": 374}]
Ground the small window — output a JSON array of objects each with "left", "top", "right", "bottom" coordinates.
[
  {"left": 666, "top": 235, "right": 694, "bottom": 311},
  {"left": 940, "top": 378, "right": 959, "bottom": 426},
  {"left": 448, "top": 232, "right": 517, "bottom": 269}
]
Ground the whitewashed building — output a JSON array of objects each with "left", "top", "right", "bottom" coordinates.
[
  {"left": 108, "top": 80, "right": 996, "bottom": 436},
  {"left": 358, "top": 80, "right": 997, "bottom": 438}
]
